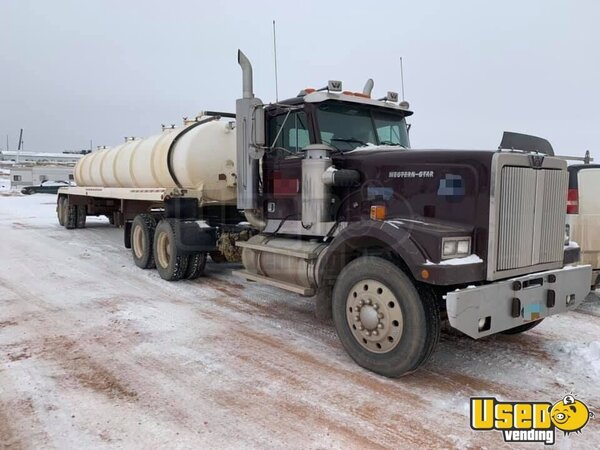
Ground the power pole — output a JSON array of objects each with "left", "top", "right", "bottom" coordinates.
[{"left": 17, "top": 129, "right": 23, "bottom": 164}]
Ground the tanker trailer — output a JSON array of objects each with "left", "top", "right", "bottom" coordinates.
[{"left": 57, "top": 112, "right": 251, "bottom": 280}]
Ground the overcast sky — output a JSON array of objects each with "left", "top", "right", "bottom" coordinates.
[{"left": 1, "top": 0, "right": 599, "bottom": 161}]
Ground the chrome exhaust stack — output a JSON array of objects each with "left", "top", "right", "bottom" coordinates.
[{"left": 236, "top": 50, "right": 265, "bottom": 230}]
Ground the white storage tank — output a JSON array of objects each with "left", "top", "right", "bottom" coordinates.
[{"left": 74, "top": 115, "right": 237, "bottom": 204}]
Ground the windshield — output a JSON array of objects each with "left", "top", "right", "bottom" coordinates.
[{"left": 317, "top": 102, "right": 410, "bottom": 151}]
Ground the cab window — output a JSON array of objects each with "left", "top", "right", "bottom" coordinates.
[{"left": 269, "top": 111, "right": 309, "bottom": 156}]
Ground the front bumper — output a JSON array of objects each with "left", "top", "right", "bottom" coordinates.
[{"left": 446, "top": 265, "right": 592, "bottom": 339}]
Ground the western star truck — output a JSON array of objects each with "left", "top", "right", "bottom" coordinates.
[{"left": 57, "top": 50, "right": 592, "bottom": 377}]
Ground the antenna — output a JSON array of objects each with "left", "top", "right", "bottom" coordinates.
[
  {"left": 400, "top": 57, "right": 405, "bottom": 101},
  {"left": 272, "top": 19, "right": 279, "bottom": 102}
]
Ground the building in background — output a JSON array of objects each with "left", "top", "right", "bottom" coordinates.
[
  {"left": 0, "top": 151, "right": 83, "bottom": 164},
  {"left": 9, "top": 165, "right": 75, "bottom": 189}
]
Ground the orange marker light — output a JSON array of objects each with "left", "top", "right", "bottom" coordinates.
[
  {"left": 421, "top": 269, "right": 430, "bottom": 280},
  {"left": 304, "top": 88, "right": 316, "bottom": 94},
  {"left": 354, "top": 92, "right": 370, "bottom": 98},
  {"left": 370, "top": 205, "right": 386, "bottom": 221}
]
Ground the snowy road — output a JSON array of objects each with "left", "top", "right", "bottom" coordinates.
[{"left": 0, "top": 195, "right": 599, "bottom": 449}]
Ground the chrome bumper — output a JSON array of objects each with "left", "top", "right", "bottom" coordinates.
[{"left": 446, "top": 265, "right": 592, "bottom": 338}]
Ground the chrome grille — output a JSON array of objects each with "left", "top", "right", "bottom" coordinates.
[{"left": 496, "top": 166, "right": 567, "bottom": 272}]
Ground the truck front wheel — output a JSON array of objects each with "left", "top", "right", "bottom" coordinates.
[
  {"left": 332, "top": 256, "right": 440, "bottom": 378},
  {"left": 131, "top": 214, "right": 157, "bottom": 269},
  {"left": 153, "top": 219, "right": 189, "bottom": 281}
]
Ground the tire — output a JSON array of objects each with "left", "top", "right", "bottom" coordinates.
[
  {"left": 124, "top": 221, "right": 132, "bottom": 249},
  {"left": 332, "top": 256, "right": 440, "bottom": 378},
  {"left": 64, "top": 198, "right": 78, "bottom": 229},
  {"left": 153, "top": 219, "right": 189, "bottom": 281},
  {"left": 501, "top": 319, "right": 544, "bottom": 335},
  {"left": 57, "top": 196, "right": 66, "bottom": 226},
  {"left": 76, "top": 205, "right": 87, "bottom": 228},
  {"left": 184, "top": 252, "right": 207, "bottom": 280},
  {"left": 131, "top": 214, "right": 157, "bottom": 269}
]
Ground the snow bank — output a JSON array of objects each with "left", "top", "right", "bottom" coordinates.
[{"left": 552, "top": 341, "right": 600, "bottom": 376}]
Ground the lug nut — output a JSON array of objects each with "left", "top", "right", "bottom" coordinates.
[
  {"left": 366, "top": 331, "right": 371, "bottom": 336},
  {"left": 377, "top": 323, "right": 383, "bottom": 329},
  {"left": 366, "top": 299, "right": 372, "bottom": 305},
  {"left": 358, "top": 325, "right": 364, "bottom": 331},
  {"left": 378, "top": 313, "right": 384, "bottom": 319},
  {"left": 354, "top": 314, "right": 360, "bottom": 321},
  {"left": 373, "top": 304, "right": 379, "bottom": 310},
  {"left": 372, "top": 330, "right": 379, "bottom": 336}
]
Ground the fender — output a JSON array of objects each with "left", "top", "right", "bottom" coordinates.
[
  {"left": 317, "top": 220, "right": 427, "bottom": 286},
  {"left": 317, "top": 218, "right": 485, "bottom": 287}
]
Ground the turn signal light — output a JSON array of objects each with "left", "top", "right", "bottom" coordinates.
[{"left": 370, "top": 205, "right": 386, "bottom": 221}]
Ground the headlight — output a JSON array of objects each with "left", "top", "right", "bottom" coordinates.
[{"left": 442, "top": 237, "right": 471, "bottom": 259}]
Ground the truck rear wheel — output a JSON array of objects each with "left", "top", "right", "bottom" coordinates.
[
  {"left": 131, "top": 214, "right": 157, "bottom": 269},
  {"left": 185, "top": 252, "right": 207, "bottom": 280},
  {"left": 153, "top": 219, "right": 189, "bottom": 281},
  {"left": 332, "top": 256, "right": 440, "bottom": 378}
]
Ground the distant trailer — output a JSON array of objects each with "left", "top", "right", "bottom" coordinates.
[{"left": 10, "top": 165, "right": 75, "bottom": 188}]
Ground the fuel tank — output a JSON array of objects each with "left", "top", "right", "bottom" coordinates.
[{"left": 74, "top": 115, "right": 237, "bottom": 204}]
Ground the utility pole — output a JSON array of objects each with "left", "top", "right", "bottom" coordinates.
[{"left": 17, "top": 129, "right": 23, "bottom": 164}]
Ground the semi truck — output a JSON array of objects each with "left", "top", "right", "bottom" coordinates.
[{"left": 57, "top": 50, "right": 592, "bottom": 377}]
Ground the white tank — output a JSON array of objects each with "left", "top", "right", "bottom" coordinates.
[{"left": 74, "top": 116, "right": 237, "bottom": 204}]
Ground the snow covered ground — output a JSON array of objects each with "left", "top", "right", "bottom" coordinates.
[
  {"left": 0, "top": 195, "right": 599, "bottom": 449},
  {"left": 0, "top": 177, "right": 11, "bottom": 192}
]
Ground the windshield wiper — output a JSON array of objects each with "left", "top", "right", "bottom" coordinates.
[{"left": 331, "top": 137, "right": 368, "bottom": 146}]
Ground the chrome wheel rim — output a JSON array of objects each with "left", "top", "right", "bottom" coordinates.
[
  {"left": 156, "top": 231, "right": 171, "bottom": 269},
  {"left": 345, "top": 279, "right": 404, "bottom": 354}
]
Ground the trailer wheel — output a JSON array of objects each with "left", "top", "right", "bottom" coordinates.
[
  {"left": 332, "top": 256, "right": 440, "bottom": 378},
  {"left": 131, "top": 214, "right": 157, "bottom": 269},
  {"left": 501, "top": 319, "right": 544, "bottom": 335},
  {"left": 153, "top": 219, "right": 189, "bottom": 281},
  {"left": 124, "top": 221, "right": 132, "bottom": 249},
  {"left": 64, "top": 198, "right": 78, "bottom": 229},
  {"left": 185, "top": 252, "right": 207, "bottom": 280},
  {"left": 76, "top": 205, "right": 87, "bottom": 228},
  {"left": 57, "top": 196, "right": 66, "bottom": 226}
]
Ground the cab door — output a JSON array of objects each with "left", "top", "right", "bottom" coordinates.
[{"left": 263, "top": 110, "right": 311, "bottom": 221}]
